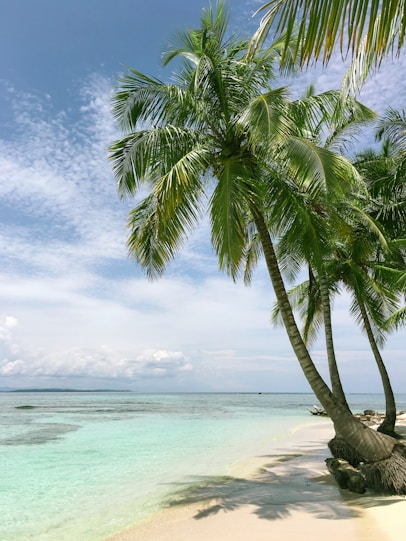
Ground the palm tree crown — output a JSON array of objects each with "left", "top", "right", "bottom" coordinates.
[{"left": 110, "top": 2, "right": 291, "bottom": 280}]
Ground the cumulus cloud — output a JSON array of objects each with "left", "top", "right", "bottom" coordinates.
[
  {"left": 134, "top": 349, "right": 193, "bottom": 377},
  {"left": 0, "top": 345, "right": 192, "bottom": 380},
  {"left": 0, "top": 315, "right": 18, "bottom": 334},
  {"left": 0, "top": 315, "right": 20, "bottom": 353}
]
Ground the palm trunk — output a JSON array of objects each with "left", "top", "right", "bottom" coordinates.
[
  {"left": 318, "top": 270, "right": 351, "bottom": 411},
  {"left": 357, "top": 298, "right": 397, "bottom": 435},
  {"left": 252, "top": 209, "right": 398, "bottom": 463}
]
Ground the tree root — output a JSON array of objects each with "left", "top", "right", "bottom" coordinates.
[
  {"left": 328, "top": 436, "right": 364, "bottom": 467},
  {"left": 328, "top": 437, "right": 406, "bottom": 495},
  {"left": 326, "top": 457, "right": 366, "bottom": 493}
]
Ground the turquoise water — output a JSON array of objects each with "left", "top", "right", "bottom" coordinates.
[{"left": 0, "top": 392, "right": 404, "bottom": 541}]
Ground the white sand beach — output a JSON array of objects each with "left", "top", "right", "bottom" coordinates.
[{"left": 106, "top": 421, "right": 406, "bottom": 541}]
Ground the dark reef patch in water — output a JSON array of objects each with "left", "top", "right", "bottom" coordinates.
[
  {"left": 0, "top": 423, "right": 80, "bottom": 446},
  {"left": 15, "top": 405, "right": 37, "bottom": 410}
]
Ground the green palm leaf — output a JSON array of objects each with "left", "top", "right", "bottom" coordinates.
[
  {"left": 210, "top": 161, "right": 252, "bottom": 279},
  {"left": 251, "top": 0, "right": 406, "bottom": 68},
  {"left": 282, "top": 137, "right": 362, "bottom": 200}
]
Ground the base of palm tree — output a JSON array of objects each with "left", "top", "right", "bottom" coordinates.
[
  {"left": 360, "top": 445, "right": 406, "bottom": 495},
  {"left": 328, "top": 436, "right": 364, "bottom": 467},
  {"left": 377, "top": 422, "right": 402, "bottom": 439},
  {"left": 326, "top": 457, "right": 366, "bottom": 493},
  {"left": 328, "top": 436, "right": 406, "bottom": 494}
]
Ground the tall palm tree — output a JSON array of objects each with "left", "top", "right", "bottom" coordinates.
[
  {"left": 346, "top": 265, "right": 400, "bottom": 437},
  {"left": 109, "top": 1, "right": 405, "bottom": 493},
  {"left": 269, "top": 86, "right": 375, "bottom": 409},
  {"left": 353, "top": 120, "right": 406, "bottom": 434},
  {"left": 277, "top": 228, "right": 403, "bottom": 437},
  {"left": 276, "top": 111, "right": 405, "bottom": 436},
  {"left": 332, "top": 236, "right": 403, "bottom": 438},
  {"left": 272, "top": 87, "right": 404, "bottom": 436},
  {"left": 273, "top": 109, "right": 404, "bottom": 437}
]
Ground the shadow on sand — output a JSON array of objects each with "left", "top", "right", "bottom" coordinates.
[{"left": 164, "top": 447, "right": 404, "bottom": 524}]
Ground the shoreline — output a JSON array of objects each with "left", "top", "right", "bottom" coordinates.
[{"left": 105, "top": 420, "right": 406, "bottom": 541}]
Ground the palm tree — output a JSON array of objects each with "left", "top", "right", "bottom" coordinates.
[
  {"left": 250, "top": 1, "right": 406, "bottom": 68},
  {"left": 347, "top": 266, "right": 400, "bottom": 437},
  {"left": 267, "top": 86, "right": 376, "bottom": 410},
  {"left": 332, "top": 239, "right": 402, "bottom": 438},
  {"left": 109, "top": 1, "right": 406, "bottom": 493},
  {"left": 277, "top": 228, "right": 403, "bottom": 437},
  {"left": 270, "top": 88, "right": 403, "bottom": 436},
  {"left": 273, "top": 108, "right": 404, "bottom": 437},
  {"left": 352, "top": 120, "right": 406, "bottom": 434},
  {"left": 356, "top": 110, "right": 406, "bottom": 332},
  {"left": 374, "top": 107, "right": 406, "bottom": 239}
]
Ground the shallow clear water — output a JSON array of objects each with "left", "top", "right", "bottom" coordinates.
[{"left": 0, "top": 392, "right": 404, "bottom": 541}]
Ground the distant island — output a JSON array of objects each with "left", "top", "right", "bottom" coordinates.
[{"left": 2, "top": 388, "right": 132, "bottom": 393}]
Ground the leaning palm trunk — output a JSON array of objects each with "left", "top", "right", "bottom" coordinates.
[
  {"left": 253, "top": 209, "right": 406, "bottom": 493},
  {"left": 318, "top": 270, "right": 351, "bottom": 411},
  {"left": 357, "top": 298, "right": 398, "bottom": 436}
]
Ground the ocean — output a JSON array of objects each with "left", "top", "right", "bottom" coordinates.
[{"left": 1, "top": 392, "right": 404, "bottom": 541}]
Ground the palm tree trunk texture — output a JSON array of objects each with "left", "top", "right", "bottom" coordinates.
[
  {"left": 318, "top": 271, "right": 351, "bottom": 411},
  {"left": 357, "top": 298, "right": 398, "bottom": 435}
]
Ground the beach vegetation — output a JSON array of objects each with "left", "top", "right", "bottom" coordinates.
[{"left": 109, "top": 1, "right": 406, "bottom": 494}]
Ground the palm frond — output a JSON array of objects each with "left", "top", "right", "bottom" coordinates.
[
  {"left": 282, "top": 137, "right": 362, "bottom": 200},
  {"left": 201, "top": 0, "right": 231, "bottom": 45},
  {"left": 374, "top": 265, "right": 406, "bottom": 293},
  {"left": 351, "top": 205, "right": 390, "bottom": 252},
  {"left": 290, "top": 90, "right": 376, "bottom": 152},
  {"left": 126, "top": 194, "right": 169, "bottom": 279},
  {"left": 109, "top": 133, "right": 147, "bottom": 197},
  {"left": 376, "top": 107, "right": 406, "bottom": 150},
  {"left": 324, "top": 100, "right": 376, "bottom": 153},
  {"left": 385, "top": 305, "right": 406, "bottom": 330},
  {"left": 290, "top": 89, "right": 341, "bottom": 137},
  {"left": 112, "top": 71, "right": 191, "bottom": 130},
  {"left": 162, "top": 29, "right": 202, "bottom": 67},
  {"left": 250, "top": 0, "right": 406, "bottom": 68},
  {"left": 210, "top": 162, "right": 252, "bottom": 280},
  {"left": 109, "top": 125, "right": 206, "bottom": 198},
  {"left": 126, "top": 157, "right": 206, "bottom": 279},
  {"left": 238, "top": 87, "right": 293, "bottom": 152}
]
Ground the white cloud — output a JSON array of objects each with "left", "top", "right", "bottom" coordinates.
[
  {"left": 0, "top": 345, "right": 192, "bottom": 381},
  {"left": 134, "top": 349, "right": 193, "bottom": 377},
  {"left": 1, "top": 315, "right": 18, "bottom": 330},
  {"left": 0, "top": 315, "right": 19, "bottom": 350},
  {"left": 0, "top": 78, "right": 131, "bottom": 278}
]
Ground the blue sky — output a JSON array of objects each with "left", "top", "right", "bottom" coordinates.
[{"left": 0, "top": 0, "right": 404, "bottom": 393}]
